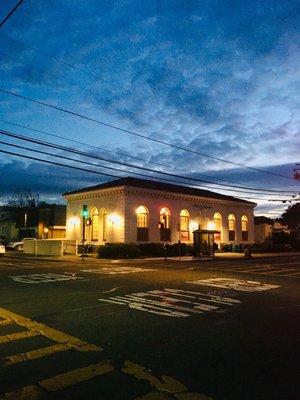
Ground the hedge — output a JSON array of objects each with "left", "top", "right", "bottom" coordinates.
[{"left": 97, "top": 242, "right": 194, "bottom": 259}]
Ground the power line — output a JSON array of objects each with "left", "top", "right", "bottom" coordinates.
[
  {"left": 1, "top": 118, "right": 291, "bottom": 191},
  {"left": 0, "top": 87, "right": 293, "bottom": 180},
  {"left": 0, "top": 139, "right": 203, "bottom": 188},
  {"left": 0, "top": 0, "right": 25, "bottom": 29},
  {"left": 0, "top": 146, "right": 272, "bottom": 202},
  {"left": 0, "top": 117, "right": 276, "bottom": 188},
  {"left": 0, "top": 128, "right": 296, "bottom": 196},
  {"left": 0, "top": 147, "right": 117, "bottom": 179},
  {"left": 0, "top": 118, "right": 174, "bottom": 171},
  {"left": 2, "top": 33, "right": 118, "bottom": 89}
]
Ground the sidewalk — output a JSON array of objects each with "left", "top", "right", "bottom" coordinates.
[{"left": 3, "top": 251, "right": 300, "bottom": 263}]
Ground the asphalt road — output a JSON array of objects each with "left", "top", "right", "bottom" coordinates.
[{"left": 0, "top": 254, "right": 299, "bottom": 400}]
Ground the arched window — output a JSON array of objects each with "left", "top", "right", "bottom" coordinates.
[
  {"left": 241, "top": 215, "right": 248, "bottom": 241},
  {"left": 213, "top": 212, "right": 222, "bottom": 241},
  {"left": 101, "top": 209, "right": 107, "bottom": 241},
  {"left": 91, "top": 207, "right": 99, "bottom": 241},
  {"left": 136, "top": 205, "right": 149, "bottom": 241},
  {"left": 180, "top": 209, "right": 190, "bottom": 241},
  {"left": 228, "top": 213, "right": 236, "bottom": 241},
  {"left": 160, "top": 207, "right": 171, "bottom": 241}
]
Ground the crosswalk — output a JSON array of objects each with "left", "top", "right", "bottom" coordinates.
[
  {"left": 98, "top": 288, "right": 241, "bottom": 318},
  {"left": 189, "top": 263, "right": 300, "bottom": 278},
  {"left": 0, "top": 308, "right": 211, "bottom": 400}
]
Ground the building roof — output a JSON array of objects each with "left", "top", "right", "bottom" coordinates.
[
  {"left": 254, "top": 216, "right": 274, "bottom": 225},
  {"left": 63, "top": 177, "right": 256, "bottom": 205}
]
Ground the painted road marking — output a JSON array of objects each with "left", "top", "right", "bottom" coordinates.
[
  {"left": 0, "top": 308, "right": 102, "bottom": 353},
  {"left": 39, "top": 361, "right": 114, "bottom": 391},
  {"left": 4, "top": 343, "right": 71, "bottom": 366},
  {"left": 0, "top": 330, "right": 39, "bottom": 344},
  {"left": 0, "top": 362, "right": 114, "bottom": 399},
  {"left": 0, "top": 308, "right": 212, "bottom": 399},
  {"left": 123, "top": 360, "right": 187, "bottom": 393},
  {"left": 82, "top": 266, "right": 156, "bottom": 275},
  {"left": 9, "top": 273, "right": 83, "bottom": 284},
  {"left": 98, "top": 288, "right": 240, "bottom": 318},
  {"left": 188, "top": 278, "right": 280, "bottom": 292},
  {"left": 123, "top": 361, "right": 214, "bottom": 400},
  {"left": 197, "top": 263, "right": 300, "bottom": 278}
]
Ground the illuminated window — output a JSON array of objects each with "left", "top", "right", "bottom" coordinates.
[
  {"left": 136, "top": 206, "right": 149, "bottom": 228},
  {"left": 180, "top": 209, "right": 189, "bottom": 241},
  {"left": 136, "top": 206, "right": 149, "bottom": 241},
  {"left": 241, "top": 215, "right": 248, "bottom": 241},
  {"left": 214, "top": 212, "right": 222, "bottom": 241},
  {"left": 160, "top": 207, "right": 170, "bottom": 228},
  {"left": 228, "top": 213, "right": 236, "bottom": 241},
  {"left": 91, "top": 207, "right": 99, "bottom": 241},
  {"left": 160, "top": 207, "right": 171, "bottom": 241},
  {"left": 101, "top": 209, "right": 107, "bottom": 241}
]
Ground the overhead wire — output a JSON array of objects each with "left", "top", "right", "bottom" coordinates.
[
  {"left": 0, "top": 118, "right": 175, "bottom": 171},
  {"left": 0, "top": 0, "right": 25, "bottom": 29},
  {"left": 0, "top": 128, "right": 297, "bottom": 195},
  {"left": 0, "top": 87, "right": 294, "bottom": 181},
  {"left": 0, "top": 146, "right": 276, "bottom": 202}
]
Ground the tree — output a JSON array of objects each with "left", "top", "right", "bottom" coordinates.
[
  {"left": 7, "top": 189, "right": 40, "bottom": 207},
  {"left": 281, "top": 203, "right": 300, "bottom": 229}
]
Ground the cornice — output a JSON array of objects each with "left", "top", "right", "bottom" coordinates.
[
  {"left": 64, "top": 185, "right": 255, "bottom": 209},
  {"left": 64, "top": 188, "right": 125, "bottom": 201},
  {"left": 124, "top": 188, "right": 255, "bottom": 208}
]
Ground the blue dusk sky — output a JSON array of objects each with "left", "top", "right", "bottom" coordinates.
[{"left": 0, "top": 0, "right": 299, "bottom": 217}]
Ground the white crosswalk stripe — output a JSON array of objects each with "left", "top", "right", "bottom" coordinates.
[{"left": 193, "top": 263, "right": 300, "bottom": 278}]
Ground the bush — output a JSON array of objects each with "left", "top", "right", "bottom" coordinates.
[
  {"left": 98, "top": 243, "right": 143, "bottom": 259},
  {"left": 97, "top": 242, "right": 194, "bottom": 259},
  {"left": 251, "top": 243, "right": 292, "bottom": 253},
  {"left": 137, "top": 242, "right": 164, "bottom": 257}
]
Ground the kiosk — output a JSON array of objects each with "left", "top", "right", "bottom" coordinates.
[{"left": 193, "top": 229, "right": 220, "bottom": 257}]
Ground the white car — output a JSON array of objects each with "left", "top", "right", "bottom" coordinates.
[
  {"left": 0, "top": 244, "right": 5, "bottom": 255},
  {"left": 7, "top": 238, "right": 36, "bottom": 251}
]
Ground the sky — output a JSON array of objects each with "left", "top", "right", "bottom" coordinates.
[{"left": 0, "top": 0, "right": 299, "bottom": 217}]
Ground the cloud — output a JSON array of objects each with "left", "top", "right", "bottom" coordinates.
[{"left": 0, "top": 0, "right": 299, "bottom": 217}]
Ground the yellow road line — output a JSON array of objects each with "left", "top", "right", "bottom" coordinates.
[
  {"left": 0, "top": 308, "right": 102, "bottom": 352},
  {"left": 134, "top": 392, "right": 172, "bottom": 399},
  {"left": 0, "top": 385, "right": 42, "bottom": 400},
  {"left": 0, "top": 330, "right": 39, "bottom": 345},
  {"left": 0, "top": 362, "right": 114, "bottom": 398},
  {"left": 39, "top": 361, "right": 114, "bottom": 391},
  {"left": 0, "top": 318, "right": 12, "bottom": 326},
  {"left": 122, "top": 361, "right": 187, "bottom": 394},
  {"left": 4, "top": 343, "right": 71, "bottom": 366},
  {"left": 175, "top": 393, "right": 214, "bottom": 399}
]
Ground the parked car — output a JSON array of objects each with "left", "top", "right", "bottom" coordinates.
[
  {"left": 0, "top": 243, "right": 5, "bottom": 255},
  {"left": 7, "top": 238, "right": 36, "bottom": 251}
]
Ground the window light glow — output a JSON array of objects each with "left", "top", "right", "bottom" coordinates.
[
  {"left": 68, "top": 217, "right": 80, "bottom": 227},
  {"left": 207, "top": 221, "right": 216, "bottom": 230},
  {"left": 189, "top": 220, "right": 198, "bottom": 232},
  {"left": 108, "top": 214, "right": 120, "bottom": 226}
]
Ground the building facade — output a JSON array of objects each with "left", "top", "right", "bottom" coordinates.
[{"left": 64, "top": 177, "right": 256, "bottom": 247}]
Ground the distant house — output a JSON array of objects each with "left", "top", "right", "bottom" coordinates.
[
  {"left": 37, "top": 205, "right": 66, "bottom": 239},
  {"left": 0, "top": 204, "right": 66, "bottom": 242},
  {"left": 63, "top": 177, "right": 256, "bottom": 247},
  {"left": 0, "top": 206, "right": 19, "bottom": 243},
  {"left": 254, "top": 216, "right": 294, "bottom": 245},
  {"left": 254, "top": 216, "right": 274, "bottom": 244}
]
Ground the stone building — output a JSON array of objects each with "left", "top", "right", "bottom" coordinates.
[{"left": 63, "top": 177, "right": 256, "bottom": 247}]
